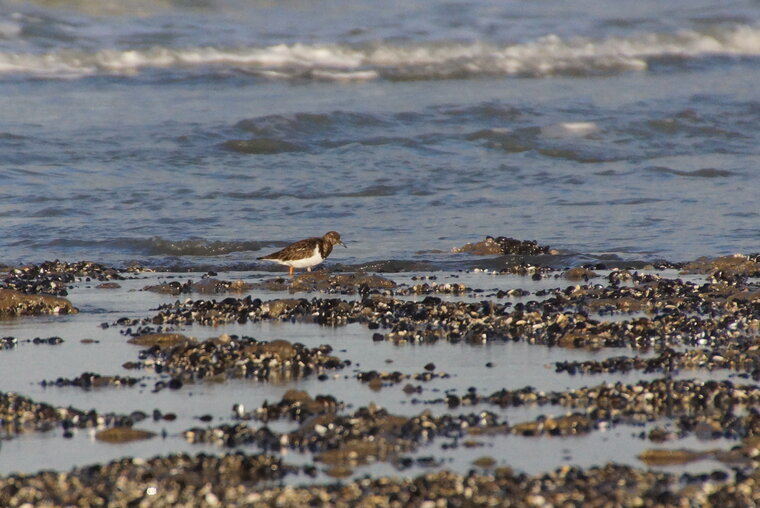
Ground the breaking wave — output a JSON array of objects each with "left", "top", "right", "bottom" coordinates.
[
  {"left": 40, "top": 237, "right": 272, "bottom": 257},
  {"left": 136, "top": 237, "right": 270, "bottom": 257},
  {"left": 2, "top": 23, "right": 760, "bottom": 81}
]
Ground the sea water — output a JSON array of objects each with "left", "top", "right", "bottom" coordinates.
[{"left": 1, "top": 0, "right": 759, "bottom": 268}]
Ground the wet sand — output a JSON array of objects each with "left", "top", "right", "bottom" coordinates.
[{"left": 0, "top": 253, "right": 759, "bottom": 505}]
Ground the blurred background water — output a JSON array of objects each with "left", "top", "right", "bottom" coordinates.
[{"left": 1, "top": 0, "right": 759, "bottom": 268}]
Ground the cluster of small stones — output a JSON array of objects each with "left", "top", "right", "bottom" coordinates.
[
  {"left": 495, "top": 254, "right": 760, "bottom": 282},
  {"left": 1, "top": 254, "right": 760, "bottom": 506},
  {"left": 452, "top": 236, "right": 554, "bottom": 256},
  {"left": 254, "top": 271, "right": 398, "bottom": 295},
  {"left": 143, "top": 277, "right": 251, "bottom": 296},
  {"left": 498, "top": 263, "right": 557, "bottom": 277},
  {"left": 494, "top": 287, "right": 530, "bottom": 298},
  {"left": 185, "top": 401, "right": 507, "bottom": 463},
  {"left": 1, "top": 457, "right": 759, "bottom": 507},
  {"left": 493, "top": 236, "right": 554, "bottom": 255},
  {"left": 395, "top": 282, "right": 470, "bottom": 296},
  {"left": 112, "top": 322, "right": 176, "bottom": 337},
  {"left": 233, "top": 390, "right": 343, "bottom": 424},
  {"left": 247, "top": 464, "right": 759, "bottom": 507},
  {"left": 681, "top": 254, "right": 760, "bottom": 282},
  {"left": 131, "top": 334, "right": 347, "bottom": 383},
  {"left": 185, "top": 392, "right": 759, "bottom": 470},
  {"left": 0, "top": 391, "right": 133, "bottom": 437},
  {"left": 142, "top": 271, "right": 759, "bottom": 350},
  {"left": 394, "top": 281, "right": 530, "bottom": 300},
  {"left": 356, "top": 369, "right": 451, "bottom": 386},
  {"left": 0, "top": 453, "right": 298, "bottom": 507},
  {"left": 545, "top": 271, "right": 760, "bottom": 319},
  {"left": 414, "top": 378, "right": 760, "bottom": 441},
  {"left": 555, "top": 344, "right": 760, "bottom": 379},
  {"left": 257, "top": 272, "right": 486, "bottom": 298},
  {"left": 1, "top": 260, "right": 125, "bottom": 295},
  {"left": 0, "top": 289, "right": 78, "bottom": 317},
  {"left": 492, "top": 265, "right": 597, "bottom": 281},
  {"left": 247, "top": 382, "right": 760, "bottom": 445},
  {"left": 40, "top": 372, "right": 142, "bottom": 389},
  {"left": 29, "top": 336, "right": 64, "bottom": 345},
  {"left": 0, "top": 336, "right": 63, "bottom": 350}
]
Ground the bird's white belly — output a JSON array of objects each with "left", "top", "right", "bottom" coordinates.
[{"left": 280, "top": 247, "right": 323, "bottom": 269}]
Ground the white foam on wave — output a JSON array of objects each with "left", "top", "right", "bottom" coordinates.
[
  {"left": 0, "top": 20, "right": 21, "bottom": 39},
  {"left": 541, "top": 122, "right": 600, "bottom": 139},
  {"left": 309, "top": 69, "right": 379, "bottom": 82},
  {"left": 2, "top": 23, "right": 760, "bottom": 80}
]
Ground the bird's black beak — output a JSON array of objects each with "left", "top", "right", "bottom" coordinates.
[{"left": 340, "top": 241, "right": 347, "bottom": 248}]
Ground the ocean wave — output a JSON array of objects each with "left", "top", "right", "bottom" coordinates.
[
  {"left": 235, "top": 112, "right": 390, "bottom": 136},
  {"left": 646, "top": 166, "right": 737, "bottom": 178},
  {"left": 541, "top": 122, "right": 600, "bottom": 139},
  {"left": 136, "top": 237, "right": 270, "bottom": 256},
  {"left": 221, "top": 138, "right": 305, "bottom": 154},
  {"left": 2, "top": 23, "right": 760, "bottom": 80},
  {"left": 38, "top": 237, "right": 271, "bottom": 257},
  {"left": 0, "top": 20, "right": 21, "bottom": 39},
  {"left": 11, "top": 0, "right": 186, "bottom": 17}
]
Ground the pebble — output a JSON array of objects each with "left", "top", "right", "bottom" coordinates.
[
  {"left": 40, "top": 372, "right": 142, "bottom": 389},
  {"left": 1, "top": 255, "right": 759, "bottom": 506},
  {"left": 452, "top": 236, "right": 554, "bottom": 256},
  {"left": 0, "top": 391, "right": 134, "bottom": 437},
  {"left": 138, "top": 271, "right": 759, "bottom": 354},
  {"left": 0, "top": 288, "right": 78, "bottom": 317},
  {"left": 1, "top": 456, "right": 757, "bottom": 506},
  {"left": 131, "top": 335, "right": 348, "bottom": 383},
  {"left": 1, "top": 260, "right": 126, "bottom": 296}
]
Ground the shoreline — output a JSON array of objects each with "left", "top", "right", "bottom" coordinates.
[{"left": 0, "top": 253, "right": 758, "bottom": 505}]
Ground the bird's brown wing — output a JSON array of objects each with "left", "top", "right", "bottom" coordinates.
[{"left": 257, "top": 237, "right": 320, "bottom": 261}]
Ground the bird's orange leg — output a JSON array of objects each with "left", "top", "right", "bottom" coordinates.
[{"left": 289, "top": 266, "right": 294, "bottom": 278}]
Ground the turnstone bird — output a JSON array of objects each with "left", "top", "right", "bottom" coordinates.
[{"left": 257, "top": 231, "right": 346, "bottom": 277}]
